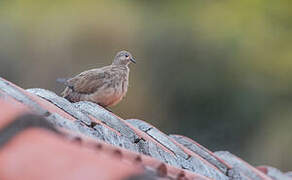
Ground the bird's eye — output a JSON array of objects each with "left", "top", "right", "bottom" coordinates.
[{"left": 125, "top": 54, "right": 129, "bottom": 58}]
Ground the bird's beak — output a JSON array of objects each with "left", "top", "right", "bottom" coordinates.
[{"left": 130, "top": 57, "right": 136, "bottom": 64}]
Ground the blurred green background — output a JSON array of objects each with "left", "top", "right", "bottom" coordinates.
[{"left": 0, "top": 0, "right": 291, "bottom": 171}]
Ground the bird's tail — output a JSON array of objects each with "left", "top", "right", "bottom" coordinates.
[
  {"left": 62, "top": 87, "right": 85, "bottom": 102},
  {"left": 56, "top": 78, "right": 68, "bottom": 84}
]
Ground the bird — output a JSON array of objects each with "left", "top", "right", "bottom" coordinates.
[{"left": 58, "top": 50, "right": 136, "bottom": 108}]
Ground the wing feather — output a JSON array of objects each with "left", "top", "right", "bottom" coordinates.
[{"left": 66, "top": 67, "right": 111, "bottom": 94}]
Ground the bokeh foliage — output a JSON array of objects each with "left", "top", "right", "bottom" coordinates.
[{"left": 0, "top": 0, "right": 291, "bottom": 170}]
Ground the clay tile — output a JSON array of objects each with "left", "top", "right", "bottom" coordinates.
[
  {"left": 0, "top": 99, "right": 29, "bottom": 128},
  {"left": 0, "top": 128, "right": 143, "bottom": 180}
]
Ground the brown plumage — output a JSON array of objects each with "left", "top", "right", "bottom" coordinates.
[{"left": 60, "top": 50, "right": 136, "bottom": 107}]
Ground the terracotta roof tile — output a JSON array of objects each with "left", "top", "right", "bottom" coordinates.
[
  {"left": 170, "top": 135, "right": 231, "bottom": 171},
  {"left": 0, "top": 77, "right": 289, "bottom": 180},
  {"left": 214, "top": 151, "right": 273, "bottom": 180},
  {"left": 0, "top": 103, "right": 208, "bottom": 180},
  {"left": 127, "top": 119, "right": 228, "bottom": 179},
  {"left": 0, "top": 78, "right": 49, "bottom": 116},
  {"left": 0, "top": 128, "right": 143, "bottom": 180},
  {"left": 27, "top": 88, "right": 92, "bottom": 125},
  {"left": 0, "top": 94, "right": 30, "bottom": 127}
]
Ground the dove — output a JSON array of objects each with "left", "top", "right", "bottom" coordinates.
[{"left": 59, "top": 50, "right": 136, "bottom": 107}]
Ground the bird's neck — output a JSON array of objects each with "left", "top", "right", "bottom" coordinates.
[
  {"left": 111, "top": 64, "right": 129, "bottom": 72},
  {"left": 112, "top": 61, "right": 130, "bottom": 66}
]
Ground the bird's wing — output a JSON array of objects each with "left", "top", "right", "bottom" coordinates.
[{"left": 66, "top": 67, "right": 111, "bottom": 94}]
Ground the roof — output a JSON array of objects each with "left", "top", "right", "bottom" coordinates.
[{"left": 0, "top": 77, "right": 291, "bottom": 180}]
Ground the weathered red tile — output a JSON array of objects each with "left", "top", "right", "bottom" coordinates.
[
  {"left": 215, "top": 151, "right": 273, "bottom": 180},
  {"left": 170, "top": 134, "right": 231, "bottom": 174},
  {"left": 169, "top": 135, "right": 225, "bottom": 174},
  {"left": 0, "top": 78, "right": 76, "bottom": 121},
  {"left": 68, "top": 131, "right": 212, "bottom": 180},
  {"left": 0, "top": 99, "right": 29, "bottom": 127},
  {"left": 0, "top": 128, "right": 143, "bottom": 180},
  {"left": 88, "top": 115, "right": 121, "bottom": 136}
]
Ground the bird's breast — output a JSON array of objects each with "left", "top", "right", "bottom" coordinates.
[{"left": 88, "top": 66, "right": 129, "bottom": 107}]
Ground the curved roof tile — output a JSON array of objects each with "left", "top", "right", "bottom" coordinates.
[{"left": 0, "top": 77, "right": 290, "bottom": 180}]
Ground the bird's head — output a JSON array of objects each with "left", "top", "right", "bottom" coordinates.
[{"left": 112, "top": 50, "right": 136, "bottom": 66}]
